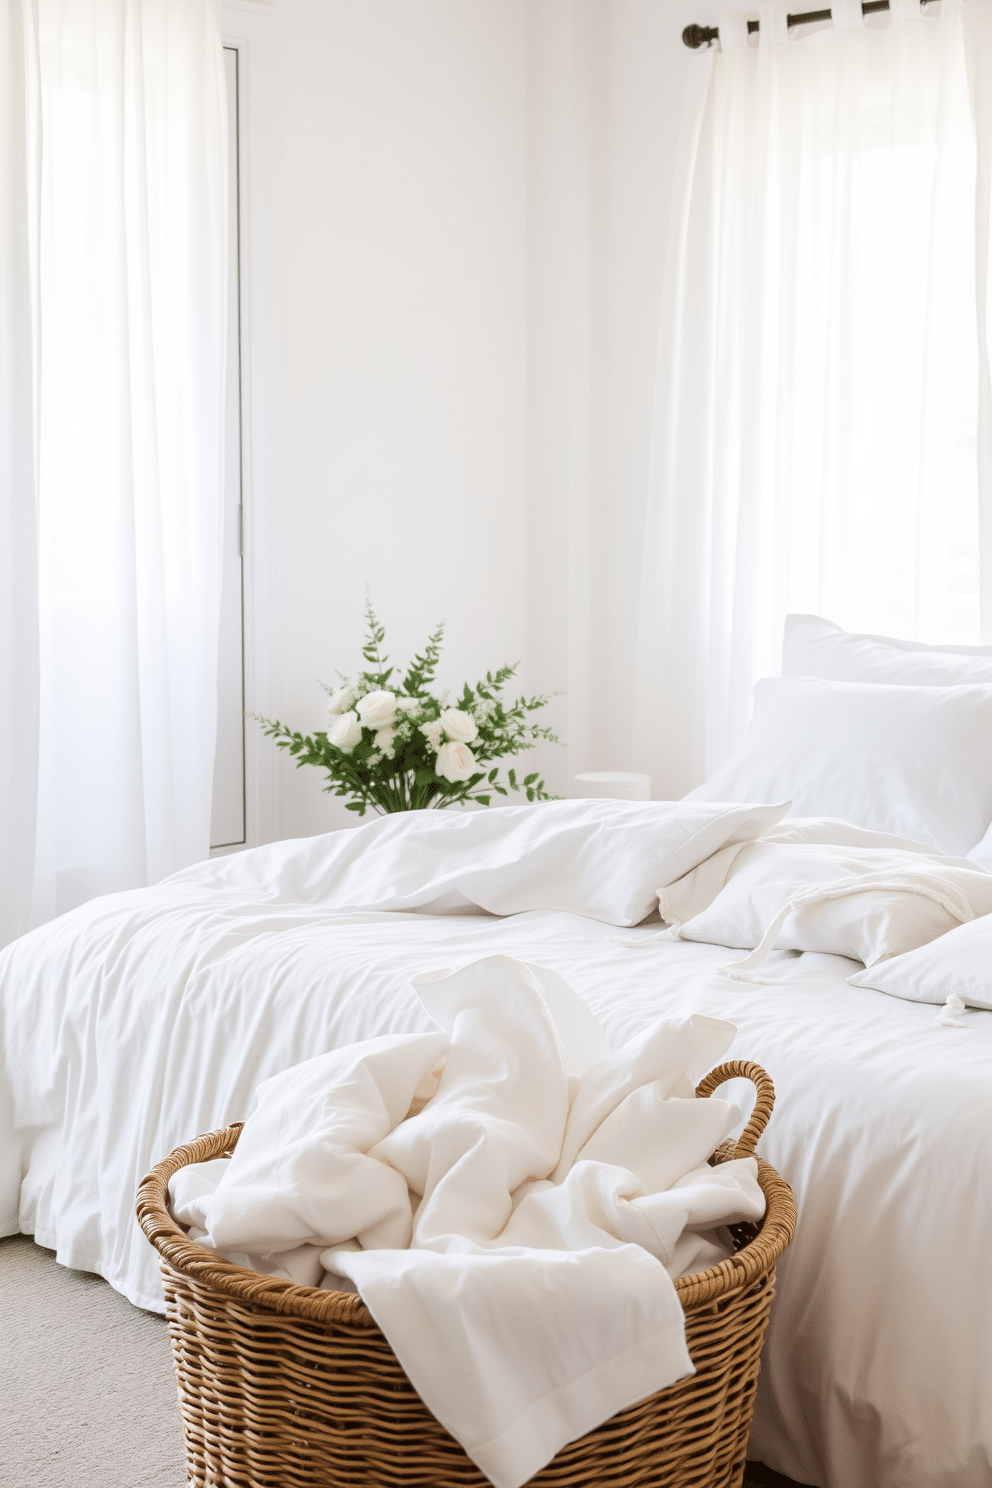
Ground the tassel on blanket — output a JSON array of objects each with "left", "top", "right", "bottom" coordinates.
[
  {"left": 606, "top": 927, "right": 681, "bottom": 949},
  {"left": 935, "top": 994, "right": 968, "bottom": 1029},
  {"left": 719, "top": 901, "right": 796, "bottom": 985}
]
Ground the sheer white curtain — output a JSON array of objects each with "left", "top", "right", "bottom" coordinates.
[
  {"left": 633, "top": 0, "right": 992, "bottom": 799},
  {"left": 0, "top": 0, "right": 227, "bottom": 948}
]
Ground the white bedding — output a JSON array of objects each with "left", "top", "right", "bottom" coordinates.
[{"left": 3, "top": 806, "right": 992, "bottom": 1488}]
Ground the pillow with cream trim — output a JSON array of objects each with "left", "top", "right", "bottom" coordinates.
[
  {"left": 665, "top": 842, "right": 992, "bottom": 974},
  {"left": 684, "top": 675, "right": 992, "bottom": 857},
  {"left": 782, "top": 614, "right": 992, "bottom": 687},
  {"left": 849, "top": 915, "right": 992, "bottom": 1015}
]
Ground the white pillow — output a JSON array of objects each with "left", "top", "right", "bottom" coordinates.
[
  {"left": 685, "top": 676, "right": 992, "bottom": 857},
  {"left": 849, "top": 915, "right": 992, "bottom": 1013},
  {"left": 669, "top": 843, "right": 992, "bottom": 968},
  {"left": 782, "top": 614, "right": 992, "bottom": 687},
  {"left": 968, "top": 819, "right": 992, "bottom": 872}
]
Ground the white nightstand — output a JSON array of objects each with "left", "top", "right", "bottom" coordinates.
[{"left": 572, "top": 771, "right": 651, "bottom": 801}]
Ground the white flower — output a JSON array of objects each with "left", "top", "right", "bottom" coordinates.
[
  {"left": 328, "top": 710, "right": 362, "bottom": 754},
  {"left": 438, "top": 707, "right": 477, "bottom": 743},
  {"left": 436, "top": 740, "right": 477, "bottom": 782},
  {"left": 421, "top": 719, "right": 444, "bottom": 751},
  {"left": 375, "top": 725, "right": 397, "bottom": 756},
  {"left": 357, "top": 690, "right": 397, "bottom": 729},
  {"left": 326, "top": 685, "right": 356, "bottom": 716},
  {"left": 394, "top": 696, "right": 421, "bottom": 714}
]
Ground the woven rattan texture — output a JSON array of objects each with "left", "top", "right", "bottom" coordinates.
[{"left": 137, "top": 1060, "right": 796, "bottom": 1488}]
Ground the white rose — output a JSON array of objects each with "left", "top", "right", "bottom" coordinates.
[
  {"left": 438, "top": 707, "right": 477, "bottom": 743},
  {"left": 436, "top": 740, "right": 477, "bottom": 782},
  {"left": 375, "top": 725, "right": 397, "bottom": 756},
  {"left": 326, "top": 685, "right": 355, "bottom": 716},
  {"left": 328, "top": 710, "right": 362, "bottom": 754},
  {"left": 357, "top": 690, "right": 397, "bottom": 729}
]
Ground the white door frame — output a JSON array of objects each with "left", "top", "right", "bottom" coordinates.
[{"left": 218, "top": 0, "right": 281, "bottom": 851}]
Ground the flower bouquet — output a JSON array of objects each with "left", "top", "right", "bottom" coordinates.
[{"left": 257, "top": 600, "right": 560, "bottom": 815}]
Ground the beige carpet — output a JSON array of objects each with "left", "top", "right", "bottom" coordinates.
[
  {"left": 1, "top": 1234, "right": 187, "bottom": 1488},
  {"left": 2, "top": 1231, "right": 807, "bottom": 1488}
]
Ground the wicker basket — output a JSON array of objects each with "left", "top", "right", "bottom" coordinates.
[{"left": 137, "top": 1059, "right": 796, "bottom": 1488}]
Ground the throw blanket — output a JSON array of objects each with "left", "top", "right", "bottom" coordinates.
[{"left": 170, "top": 955, "right": 765, "bottom": 1488}]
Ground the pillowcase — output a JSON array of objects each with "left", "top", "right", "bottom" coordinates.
[
  {"left": 761, "top": 817, "right": 937, "bottom": 853},
  {"left": 782, "top": 614, "right": 992, "bottom": 687},
  {"left": 968, "top": 819, "right": 992, "bottom": 872},
  {"left": 849, "top": 915, "right": 992, "bottom": 1014},
  {"left": 669, "top": 842, "right": 992, "bottom": 970},
  {"left": 684, "top": 675, "right": 992, "bottom": 857}
]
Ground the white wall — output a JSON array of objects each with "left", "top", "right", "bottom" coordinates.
[
  {"left": 274, "top": 0, "right": 529, "bottom": 836},
  {"left": 261, "top": 0, "right": 702, "bottom": 837},
  {"left": 588, "top": 0, "right": 705, "bottom": 776}
]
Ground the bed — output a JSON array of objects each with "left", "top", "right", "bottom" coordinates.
[{"left": 3, "top": 615, "right": 992, "bottom": 1488}]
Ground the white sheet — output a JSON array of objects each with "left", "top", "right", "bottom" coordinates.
[
  {"left": 170, "top": 960, "right": 762, "bottom": 1488},
  {"left": 3, "top": 812, "right": 992, "bottom": 1488}
]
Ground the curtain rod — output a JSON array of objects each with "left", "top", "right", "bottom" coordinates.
[{"left": 683, "top": 0, "right": 893, "bottom": 48}]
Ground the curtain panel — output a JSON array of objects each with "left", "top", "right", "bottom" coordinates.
[
  {"left": 0, "top": 0, "right": 227, "bottom": 948},
  {"left": 633, "top": 0, "right": 992, "bottom": 799}
]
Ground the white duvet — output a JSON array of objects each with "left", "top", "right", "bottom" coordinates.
[{"left": 3, "top": 799, "right": 992, "bottom": 1488}]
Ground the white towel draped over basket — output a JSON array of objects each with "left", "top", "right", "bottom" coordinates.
[{"left": 169, "top": 955, "right": 765, "bottom": 1488}]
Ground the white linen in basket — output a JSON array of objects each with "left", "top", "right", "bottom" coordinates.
[
  {"left": 169, "top": 956, "right": 764, "bottom": 1488},
  {"left": 849, "top": 915, "right": 992, "bottom": 1013},
  {"left": 664, "top": 843, "right": 992, "bottom": 970},
  {"left": 782, "top": 614, "right": 992, "bottom": 686},
  {"left": 684, "top": 675, "right": 992, "bottom": 856}
]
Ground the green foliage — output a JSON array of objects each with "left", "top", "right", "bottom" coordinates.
[{"left": 254, "top": 599, "right": 562, "bottom": 816}]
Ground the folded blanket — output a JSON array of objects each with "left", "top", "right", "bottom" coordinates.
[
  {"left": 169, "top": 955, "right": 765, "bottom": 1488},
  {"left": 652, "top": 828, "right": 992, "bottom": 977}
]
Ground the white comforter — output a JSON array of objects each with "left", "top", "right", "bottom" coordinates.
[{"left": 3, "top": 800, "right": 992, "bottom": 1488}]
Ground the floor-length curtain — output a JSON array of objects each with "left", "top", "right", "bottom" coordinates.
[
  {"left": 1, "top": 0, "right": 42, "bottom": 951},
  {"left": 633, "top": 0, "right": 992, "bottom": 800},
  {"left": 0, "top": 0, "right": 227, "bottom": 948}
]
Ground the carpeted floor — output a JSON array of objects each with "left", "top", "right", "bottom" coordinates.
[
  {"left": 1, "top": 1231, "right": 809, "bottom": 1488},
  {"left": 1, "top": 1234, "right": 187, "bottom": 1488}
]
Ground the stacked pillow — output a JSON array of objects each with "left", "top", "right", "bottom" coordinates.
[
  {"left": 686, "top": 615, "right": 992, "bottom": 859},
  {"left": 780, "top": 613, "right": 992, "bottom": 688}
]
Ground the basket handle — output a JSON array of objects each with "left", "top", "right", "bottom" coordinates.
[{"left": 695, "top": 1059, "right": 775, "bottom": 1158}]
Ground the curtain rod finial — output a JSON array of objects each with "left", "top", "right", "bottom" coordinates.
[{"left": 683, "top": 23, "right": 719, "bottom": 47}]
